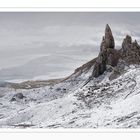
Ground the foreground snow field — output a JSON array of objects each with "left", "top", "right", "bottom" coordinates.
[{"left": 0, "top": 64, "right": 140, "bottom": 128}]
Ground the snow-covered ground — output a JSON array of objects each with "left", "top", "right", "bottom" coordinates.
[{"left": 0, "top": 64, "right": 140, "bottom": 128}]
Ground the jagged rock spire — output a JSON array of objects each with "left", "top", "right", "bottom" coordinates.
[
  {"left": 121, "top": 35, "right": 140, "bottom": 64},
  {"left": 92, "top": 24, "right": 119, "bottom": 77},
  {"left": 100, "top": 24, "right": 115, "bottom": 51},
  {"left": 125, "top": 35, "right": 132, "bottom": 44},
  {"left": 105, "top": 24, "right": 115, "bottom": 49},
  {"left": 123, "top": 35, "right": 132, "bottom": 45}
]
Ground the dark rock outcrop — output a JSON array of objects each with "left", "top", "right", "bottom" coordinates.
[
  {"left": 92, "top": 24, "right": 119, "bottom": 77},
  {"left": 104, "top": 24, "right": 115, "bottom": 49},
  {"left": 11, "top": 93, "right": 25, "bottom": 101},
  {"left": 93, "top": 26, "right": 140, "bottom": 78},
  {"left": 120, "top": 35, "right": 140, "bottom": 64}
]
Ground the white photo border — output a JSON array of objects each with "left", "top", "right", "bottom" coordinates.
[{"left": 0, "top": 7, "right": 140, "bottom": 133}]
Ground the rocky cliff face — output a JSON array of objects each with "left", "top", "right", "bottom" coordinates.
[{"left": 92, "top": 24, "right": 119, "bottom": 77}]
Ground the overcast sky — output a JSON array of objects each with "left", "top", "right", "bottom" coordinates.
[{"left": 0, "top": 12, "right": 140, "bottom": 80}]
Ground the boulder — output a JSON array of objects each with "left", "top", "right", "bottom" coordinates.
[{"left": 11, "top": 92, "right": 25, "bottom": 101}]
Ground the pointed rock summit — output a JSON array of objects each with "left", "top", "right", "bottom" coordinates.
[
  {"left": 104, "top": 24, "right": 115, "bottom": 49},
  {"left": 100, "top": 24, "right": 115, "bottom": 51},
  {"left": 120, "top": 35, "right": 140, "bottom": 64},
  {"left": 92, "top": 24, "right": 119, "bottom": 77}
]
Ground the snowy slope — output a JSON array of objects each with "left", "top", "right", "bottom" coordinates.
[{"left": 0, "top": 62, "right": 140, "bottom": 128}]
